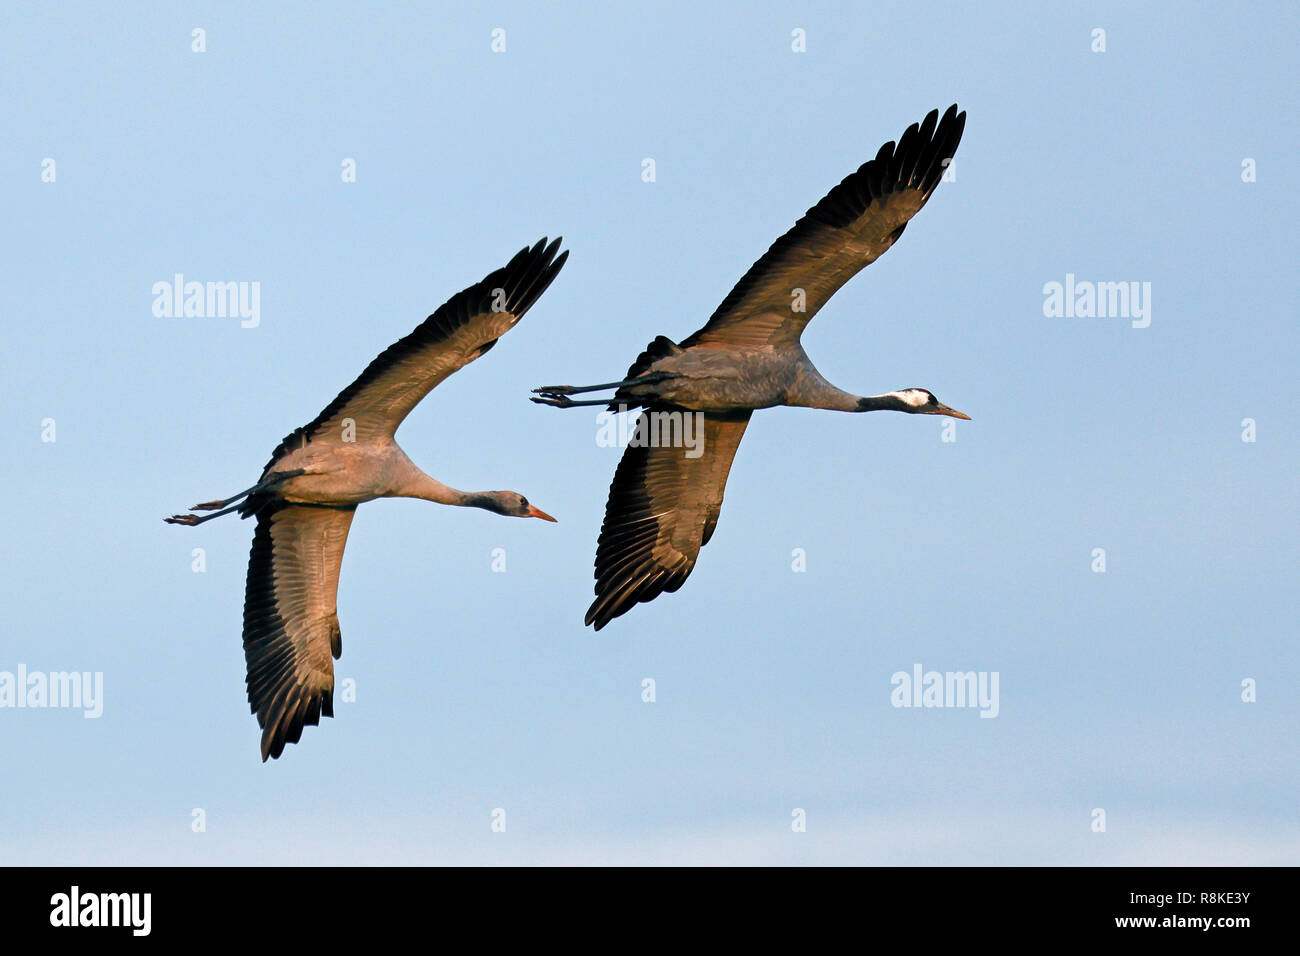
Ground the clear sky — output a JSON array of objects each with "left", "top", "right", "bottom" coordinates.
[{"left": 1, "top": 1, "right": 1296, "bottom": 865}]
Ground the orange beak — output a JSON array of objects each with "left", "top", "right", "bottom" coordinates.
[
  {"left": 526, "top": 505, "right": 558, "bottom": 522},
  {"left": 934, "top": 403, "right": 971, "bottom": 421}
]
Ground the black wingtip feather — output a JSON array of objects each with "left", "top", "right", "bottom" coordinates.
[
  {"left": 896, "top": 122, "right": 922, "bottom": 187},
  {"left": 682, "top": 105, "right": 964, "bottom": 348},
  {"left": 790, "top": 105, "right": 964, "bottom": 232},
  {"left": 252, "top": 238, "right": 569, "bottom": 482}
]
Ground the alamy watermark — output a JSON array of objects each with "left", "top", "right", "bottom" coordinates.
[
  {"left": 596, "top": 409, "right": 706, "bottom": 458},
  {"left": 890, "top": 663, "right": 999, "bottom": 718},
  {"left": 50, "top": 886, "right": 150, "bottom": 936},
  {"left": 152, "top": 274, "right": 260, "bottom": 328},
  {"left": 1042, "top": 273, "right": 1151, "bottom": 328},
  {"left": 0, "top": 665, "right": 103, "bottom": 718}
]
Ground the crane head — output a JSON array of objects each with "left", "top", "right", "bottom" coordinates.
[
  {"left": 490, "top": 491, "right": 557, "bottom": 521},
  {"left": 895, "top": 388, "right": 971, "bottom": 420}
]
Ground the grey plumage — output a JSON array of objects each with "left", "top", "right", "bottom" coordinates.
[
  {"left": 169, "top": 239, "right": 567, "bottom": 760},
  {"left": 533, "top": 107, "right": 969, "bottom": 629}
]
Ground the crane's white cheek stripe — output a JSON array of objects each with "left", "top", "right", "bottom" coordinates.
[{"left": 891, "top": 390, "right": 932, "bottom": 407}]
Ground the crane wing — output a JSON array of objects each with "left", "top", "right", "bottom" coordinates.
[
  {"left": 586, "top": 410, "right": 751, "bottom": 630},
  {"left": 681, "top": 106, "right": 965, "bottom": 351},
  {"left": 242, "top": 502, "right": 356, "bottom": 760},
  {"left": 264, "top": 238, "right": 568, "bottom": 469}
]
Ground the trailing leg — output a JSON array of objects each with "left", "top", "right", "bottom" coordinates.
[
  {"left": 165, "top": 502, "right": 246, "bottom": 525},
  {"left": 529, "top": 395, "right": 626, "bottom": 408},
  {"left": 168, "top": 469, "right": 308, "bottom": 524},
  {"left": 191, "top": 483, "right": 264, "bottom": 511},
  {"left": 531, "top": 371, "right": 672, "bottom": 398}
]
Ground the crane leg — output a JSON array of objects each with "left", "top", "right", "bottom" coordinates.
[
  {"left": 191, "top": 483, "right": 263, "bottom": 511},
  {"left": 171, "top": 468, "right": 308, "bottom": 526},
  {"left": 529, "top": 395, "right": 626, "bottom": 408},
  {"left": 164, "top": 502, "right": 246, "bottom": 525},
  {"left": 531, "top": 372, "right": 672, "bottom": 397},
  {"left": 189, "top": 469, "right": 308, "bottom": 510}
]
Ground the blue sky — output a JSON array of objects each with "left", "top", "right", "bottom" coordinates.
[{"left": 1, "top": 1, "right": 1296, "bottom": 864}]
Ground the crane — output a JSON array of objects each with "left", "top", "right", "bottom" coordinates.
[
  {"left": 167, "top": 238, "right": 568, "bottom": 759},
  {"left": 532, "top": 107, "right": 969, "bottom": 630}
]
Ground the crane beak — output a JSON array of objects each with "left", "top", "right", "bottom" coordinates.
[
  {"left": 933, "top": 403, "right": 971, "bottom": 420},
  {"left": 526, "top": 505, "right": 558, "bottom": 522}
]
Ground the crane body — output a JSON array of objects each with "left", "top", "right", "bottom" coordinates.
[
  {"left": 167, "top": 238, "right": 568, "bottom": 759},
  {"left": 533, "top": 106, "right": 971, "bottom": 630}
]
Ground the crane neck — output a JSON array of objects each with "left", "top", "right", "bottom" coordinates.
[
  {"left": 390, "top": 458, "right": 491, "bottom": 509},
  {"left": 394, "top": 470, "right": 461, "bottom": 505},
  {"left": 853, "top": 393, "right": 913, "bottom": 413},
  {"left": 786, "top": 365, "right": 901, "bottom": 413}
]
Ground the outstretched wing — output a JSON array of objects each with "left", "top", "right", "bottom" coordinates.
[
  {"left": 586, "top": 410, "right": 751, "bottom": 630},
  {"left": 264, "top": 237, "right": 569, "bottom": 470},
  {"left": 242, "top": 502, "right": 356, "bottom": 760},
  {"left": 681, "top": 106, "right": 965, "bottom": 351}
]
